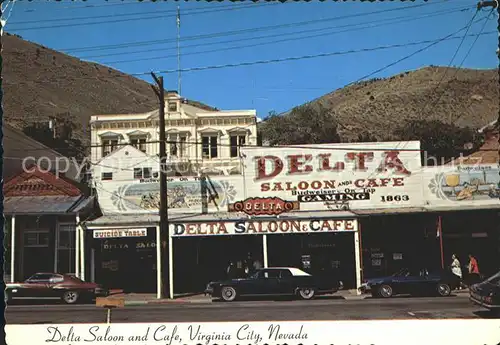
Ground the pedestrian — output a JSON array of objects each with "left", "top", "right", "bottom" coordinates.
[
  {"left": 467, "top": 254, "right": 481, "bottom": 286},
  {"left": 226, "top": 261, "right": 236, "bottom": 279},
  {"left": 450, "top": 254, "right": 463, "bottom": 289},
  {"left": 244, "top": 252, "right": 254, "bottom": 275}
]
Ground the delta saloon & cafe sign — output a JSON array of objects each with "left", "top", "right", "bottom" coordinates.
[
  {"left": 170, "top": 218, "right": 358, "bottom": 236},
  {"left": 240, "top": 141, "right": 425, "bottom": 211}
]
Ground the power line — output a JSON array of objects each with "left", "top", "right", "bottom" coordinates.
[
  {"left": 133, "top": 30, "right": 494, "bottom": 77},
  {"left": 419, "top": 9, "right": 484, "bottom": 123},
  {"left": 9, "top": 2, "right": 276, "bottom": 26},
  {"left": 104, "top": 17, "right": 492, "bottom": 66},
  {"left": 7, "top": 2, "right": 279, "bottom": 31},
  {"left": 57, "top": 0, "right": 456, "bottom": 53},
  {"left": 81, "top": 5, "right": 473, "bottom": 61}
]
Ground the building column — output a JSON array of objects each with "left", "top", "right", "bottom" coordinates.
[
  {"left": 79, "top": 222, "right": 85, "bottom": 281},
  {"left": 90, "top": 248, "right": 95, "bottom": 283},
  {"left": 168, "top": 234, "right": 174, "bottom": 299},
  {"left": 262, "top": 235, "right": 268, "bottom": 268},
  {"left": 156, "top": 225, "right": 163, "bottom": 299},
  {"left": 75, "top": 215, "right": 80, "bottom": 277},
  {"left": 354, "top": 230, "right": 362, "bottom": 295},
  {"left": 10, "top": 215, "right": 16, "bottom": 283}
]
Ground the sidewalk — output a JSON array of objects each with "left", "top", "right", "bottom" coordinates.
[{"left": 106, "top": 288, "right": 470, "bottom": 306}]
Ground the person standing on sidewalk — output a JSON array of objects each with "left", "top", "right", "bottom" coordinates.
[
  {"left": 467, "top": 254, "right": 481, "bottom": 286},
  {"left": 450, "top": 254, "right": 463, "bottom": 289}
]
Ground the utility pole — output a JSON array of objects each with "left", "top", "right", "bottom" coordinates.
[{"left": 151, "top": 73, "right": 168, "bottom": 299}]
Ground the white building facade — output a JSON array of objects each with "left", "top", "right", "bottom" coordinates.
[{"left": 90, "top": 91, "right": 258, "bottom": 181}]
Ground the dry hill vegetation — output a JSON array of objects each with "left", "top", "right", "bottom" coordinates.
[
  {"left": 302, "top": 66, "right": 498, "bottom": 142},
  {"left": 2, "top": 33, "right": 216, "bottom": 148}
]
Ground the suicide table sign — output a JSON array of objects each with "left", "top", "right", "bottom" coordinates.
[{"left": 5, "top": 320, "right": 500, "bottom": 345}]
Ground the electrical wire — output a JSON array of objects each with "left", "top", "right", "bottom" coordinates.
[
  {"left": 81, "top": 5, "right": 472, "bottom": 60},
  {"left": 9, "top": 1, "right": 277, "bottom": 26},
  {"left": 7, "top": 2, "right": 279, "bottom": 31},
  {"left": 56, "top": 0, "right": 457, "bottom": 54},
  {"left": 417, "top": 9, "right": 483, "bottom": 122}
]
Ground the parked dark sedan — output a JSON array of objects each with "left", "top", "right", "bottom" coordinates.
[
  {"left": 5, "top": 272, "right": 108, "bottom": 304},
  {"left": 205, "top": 267, "right": 343, "bottom": 302},
  {"left": 359, "top": 267, "right": 460, "bottom": 298},
  {"left": 469, "top": 271, "right": 500, "bottom": 312}
]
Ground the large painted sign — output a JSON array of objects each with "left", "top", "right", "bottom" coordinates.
[
  {"left": 169, "top": 218, "right": 358, "bottom": 236},
  {"left": 240, "top": 141, "right": 424, "bottom": 211},
  {"left": 424, "top": 164, "right": 500, "bottom": 210},
  {"left": 96, "top": 176, "right": 243, "bottom": 215}
]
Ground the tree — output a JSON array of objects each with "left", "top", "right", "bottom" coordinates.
[
  {"left": 23, "top": 120, "right": 87, "bottom": 162},
  {"left": 393, "top": 119, "right": 484, "bottom": 166},
  {"left": 259, "top": 104, "right": 341, "bottom": 146}
]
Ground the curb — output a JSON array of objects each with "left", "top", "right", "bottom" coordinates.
[{"left": 125, "top": 299, "right": 212, "bottom": 306}]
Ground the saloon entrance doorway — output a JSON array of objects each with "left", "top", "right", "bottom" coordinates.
[
  {"left": 173, "top": 235, "right": 264, "bottom": 294},
  {"left": 267, "top": 232, "right": 357, "bottom": 289},
  {"left": 168, "top": 212, "right": 362, "bottom": 297}
]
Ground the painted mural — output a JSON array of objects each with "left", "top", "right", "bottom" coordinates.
[
  {"left": 102, "top": 177, "right": 242, "bottom": 214},
  {"left": 425, "top": 164, "right": 500, "bottom": 207}
]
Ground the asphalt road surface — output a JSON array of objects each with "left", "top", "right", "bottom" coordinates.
[{"left": 6, "top": 296, "right": 499, "bottom": 324}]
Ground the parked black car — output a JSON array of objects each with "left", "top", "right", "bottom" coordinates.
[
  {"left": 469, "top": 270, "right": 500, "bottom": 312},
  {"left": 358, "top": 267, "right": 460, "bottom": 298},
  {"left": 205, "top": 267, "right": 343, "bottom": 302}
]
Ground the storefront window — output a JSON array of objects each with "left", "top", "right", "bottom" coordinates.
[{"left": 57, "top": 224, "right": 75, "bottom": 274}]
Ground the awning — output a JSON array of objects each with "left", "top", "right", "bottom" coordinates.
[
  {"left": 84, "top": 214, "right": 160, "bottom": 229},
  {"left": 3, "top": 195, "right": 94, "bottom": 215}
]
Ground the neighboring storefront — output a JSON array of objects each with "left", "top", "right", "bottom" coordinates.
[
  {"left": 168, "top": 210, "right": 361, "bottom": 296},
  {"left": 3, "top": 166, "right": 95, "bottom": 282},
  {"left": 423, "top": 164, "right": 500, "bottom": 276},
  {"left": 84, "top": 215, "right": 161, "bottom": 293}
]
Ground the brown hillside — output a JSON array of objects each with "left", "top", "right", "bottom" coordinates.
[
  {"left": 2, "top": 33, "right": 216, "bottom": 147},
  {"left": 289, "top": 66, "right": 499, "bottom": 141}
]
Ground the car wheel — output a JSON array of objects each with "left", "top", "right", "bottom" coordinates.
[
  {"left": 378, "top": 284, "right": 393, "bottom": 298},
  {"left": 220, "top": 286, "right": 237, "bottom": 302},
  {"left": 437, "top": 283, "right": 451, "bottom": 297},
  {"left": 62, "top": 290, "right": 80, "bottom": 304},
  {"left": 298, "top": 288, "right": 315, "bottom": 300}
]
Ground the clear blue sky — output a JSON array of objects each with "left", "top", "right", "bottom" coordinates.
[{"left": 4, "top": 0, "right": 498, "bottom": 118}]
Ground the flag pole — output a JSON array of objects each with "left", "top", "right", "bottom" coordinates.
[{"left": 176, "top": 5, "right": 181, "bottom": 96}]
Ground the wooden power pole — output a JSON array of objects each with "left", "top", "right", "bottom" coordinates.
[{"left": 151, "top": 73, "right": 168, "bottom": 299}]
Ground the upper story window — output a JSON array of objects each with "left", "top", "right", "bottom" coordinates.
[
  {"left": 130, "top": 137, "right": 147, "bottom": 153},
  {"left": 202, "top": 135, "right": 218, "bottom": 159},
  {"left": 168, "top": 102, "right": 178, "bottom": 112},
  {"left": 102, "top": 138, "right": 119, "bottom": 158},
  {"left": 134, "top": 167, "right": 152, "bottom": 179},
  {"left": 102, "top": 172, "right": 113, "bottom": 181},
  {"left": 168, "top": 134, "right": 187, "bottom": 158},
  {"left": 230, "top": 134, "right": 246, "bottom": 158}
]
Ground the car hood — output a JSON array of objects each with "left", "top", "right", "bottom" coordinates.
[
  {"left": 471, "top": 282, "right": 500, "bottom": 296},
  {"left": 364, "top": 276, "right": 395, "bottom": 284}
]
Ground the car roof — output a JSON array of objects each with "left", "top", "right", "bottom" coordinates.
[{"left": 259, "top": 267, "right": 311, "bottom": 276}]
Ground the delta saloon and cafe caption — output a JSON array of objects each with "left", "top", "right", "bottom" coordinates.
[{"left": 86, "top": 140, "right": 484, "bottom": 298}]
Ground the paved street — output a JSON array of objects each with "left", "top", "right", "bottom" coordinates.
[{"left": 6, "top": 295, "right": 498, "bottom": 324}]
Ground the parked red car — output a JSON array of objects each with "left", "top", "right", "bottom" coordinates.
[{"left": 5, "top": 272, "right": 108, "bottom": 304}]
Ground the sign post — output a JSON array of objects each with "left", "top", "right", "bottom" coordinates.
[{"left": 96, "top": 297, "right": 125, "bottom": 324}]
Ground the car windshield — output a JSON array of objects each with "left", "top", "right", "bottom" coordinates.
[
  {"left": 65, "top": 275, "right": 83, "bottom": 283},
  {"left": 485, "top": 271, "right": 500, "bottom": 286}
]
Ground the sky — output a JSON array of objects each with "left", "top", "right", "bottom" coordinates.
[{"left": 3, "top": 0, "right": 498, "bottom": 119}]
